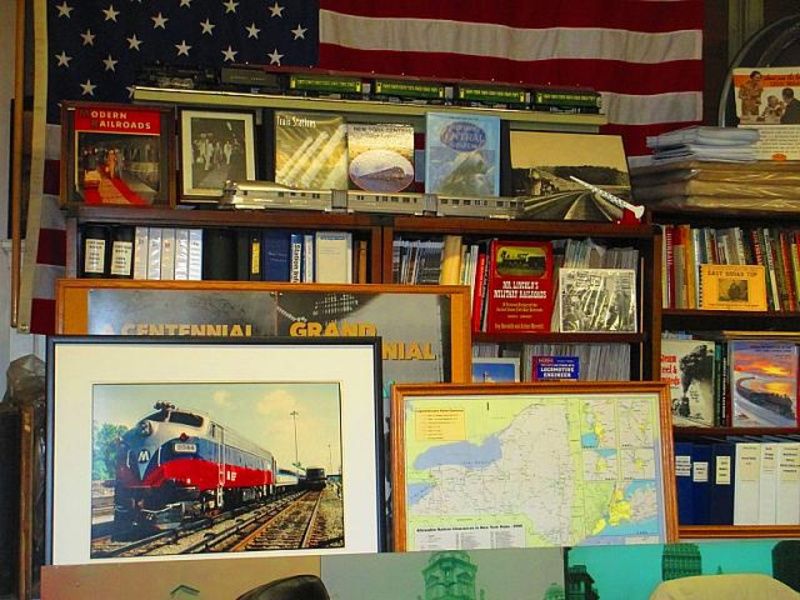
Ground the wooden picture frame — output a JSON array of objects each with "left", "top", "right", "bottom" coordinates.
[
  {"left": 391, "top": 382, "right": 677, "bottom": 551},
  {"left": 179, "top": 108, "right": 257, "bottom": 202},
  {"left": 54, "top": 280, "right": 472, "bottom": 386},
  {"left": 46, "top": 336, "right": 385, "bottom": 565},
  {"left": 60, "top": 101, "right": 175, "bottom": 208}
]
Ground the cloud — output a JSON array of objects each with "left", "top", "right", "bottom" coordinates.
[
  {"left": 212, "top": 390, "right": 233, "bottom": 408},
  {"left": 256, "top": 388, "right": 298, "bottom": 418}
]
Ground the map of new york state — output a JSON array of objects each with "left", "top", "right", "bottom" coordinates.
[{"left": 405, "top": 395, "right": 665, "bottom": 550}]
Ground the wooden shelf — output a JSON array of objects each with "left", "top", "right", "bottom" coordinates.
[
  {"left": 679, "top": 524, "right": 800, "bottom": 539},
  {"left": 69, "top": 205, "right": 378, "bottom": 231},
  {"left": 674, "top": 426, "right": 800, "bottom": 437},
  {"left": 133, "top": 86, "right": 606, "bottom": 132},
  {"left": 474, "top": 332, "right": 646, "bottom": 344},
  {"left": 391, "top": 215, "right": 655, "bottom": 240}
]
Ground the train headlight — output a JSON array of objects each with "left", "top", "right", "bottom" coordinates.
[{"left": 138, "top": 420, "right": 153, "bottom": 437}]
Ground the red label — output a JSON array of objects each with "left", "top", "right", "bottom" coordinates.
[
  {"left": 73, "top": 106, "right": 162, "bottom": 135},
  {"left": 485, "top": 239, "right": 554, "bottom": 333}
]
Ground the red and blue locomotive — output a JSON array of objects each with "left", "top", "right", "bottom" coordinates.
[{"left": 114, "top": 402, "right": 279, "bottom": 531}]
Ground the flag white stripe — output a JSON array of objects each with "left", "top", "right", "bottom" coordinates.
[
  {"left": 319, "top": 10, "right": 702, "bottom": 64},
  {"left": 46, "top": 124, "right": 61, "bottom": 161},
  {"left": 33, "top": 262, "right": 64, "bottom": 301},
  {"left": 602, "top": 91, "right": 703, "bottom": 126}
]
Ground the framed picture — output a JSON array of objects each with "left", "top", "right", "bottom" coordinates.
[
  {"left": 46, "top": 337, "right": 384, "bottom": 565},
  {"left": 391, "top": 382, "right": 677, "bottom": 551},
  {"left": 471, "top": 357, "right": 520, "bottom": 382},
  {"left": 179, "top": 108, "right": 257, "bottom": 202},
  {"left": 60, "top": 101, "right": 175, "bottom": 207}
]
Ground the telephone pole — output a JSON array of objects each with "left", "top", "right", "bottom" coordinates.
[{"left": 290, "top": 410, "right": 300, "bottom": 467}]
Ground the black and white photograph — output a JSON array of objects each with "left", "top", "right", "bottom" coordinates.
[
  {"left": 558, "top": 268, "right": 637, "bottom": 333},
  {"left": 180, "top": 109, "right": 257, "bottom": 201}
]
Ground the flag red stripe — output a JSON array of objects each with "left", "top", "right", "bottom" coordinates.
[
  {"left": 30, "top": 299, "right": 57, "bottom": 335},
  {"left": 36, "top": 228, "right": 67, "bottom": 266},
  {"left": 44, "top": 159, "right": 60, "bottom": 196},
  {"left": 319, "top": 46, "right": 702, "bottom": 95},
  {"left": 320, "top": 1, "right": 704, "bottom": 33},
  {"left": 601, "top": 121, "right": 703, "bottom": 156}
]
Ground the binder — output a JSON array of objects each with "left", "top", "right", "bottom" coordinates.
[
  {"left": 708, "top": 442, "right": 735, "bottom": 525},
  {"left": 146, "top": 227, "right": 162, "bottom": 280},
  {"left": 758, "top": 443, "right": 779, "bottom": 525},
  {"left": 690, "top": 443, "right": 712, "bottom": 524},
  {"left": 236, "top": 230, "right": 252, "bottom": 282},
  {"left": 289, "top": 232, "right": 304, "bottom": 283},
  {"left": 187, "top": 229, "right": 203, "bottom": 281},
  {"left": 174, "top": 229, "right": 190, "bottom": 281},
  {"left": 201, "top": 229, "right": 237, "bottom": 281},
  {"left": 132, "top": 226, "right": 149, "bottom": 280},
  {"left": 261, "top": 229, "right": 291, "bottom": 282},
  {"left": 160, "top": 227, "right": 176, "bottom": 280},
  {"left": 776, "top": 442, "right": 800, "bottom": 525},
  {"left": 249, "top": 231, "right": 263, "bottom": 281},
  {"left": 674, "top": 442, "right": 694, "bottom": 525},
  {"left": 733, "top": 443, "right": 761, "bottom": 525}
]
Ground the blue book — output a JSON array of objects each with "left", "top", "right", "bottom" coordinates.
[
  {"left": 674, "top": 441, "right": 694, "bottom": 525},
  {"left": 289, "top": 232, "right": 304, "bottom": 283},
  {"left": 425, "top": 112, "right": 501, "bottom": 197},
  {"left": 708, "top": 442, "right": 736, "bottom": 525},
  {"left": 691, "top": 443, "right": 712, "bottom": 524},
  {"left": 261, "top": 229, "right": 291, "bottom": 282}
]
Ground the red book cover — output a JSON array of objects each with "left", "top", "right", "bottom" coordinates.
[
  {"left": 471, "top": 250, "right": 487, "bottom": 333},
  {"left": 665, "top": 224, "right": 675, "bottom": 309},
  {"left": 485, "top": 240, "right": 554, "bottom": 333}
]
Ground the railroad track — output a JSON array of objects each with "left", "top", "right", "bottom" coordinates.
[{"left": 232, "top": 490, "right": 322, "bottom": 551}]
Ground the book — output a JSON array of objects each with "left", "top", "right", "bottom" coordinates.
[
  {"left": 472, "top": 357, "right": 520, "bottom": 382},
  {"left": 303, "top": 234, "right": 315, "bottom": 282},
  {"left": 439, "top": 235, "right": 463, "bottom": 285},
  {"left": 558, "top": 268, "right": 637, "bottom": 333},
  {"left": 425, "top": 112, "right": 500, "bottom": 197},
  {"left": 201, "top": 229, "right": 236, "bottom": 281},
  {"left": 674, "top": 441, "right": 694, "bottom": 525},
  {"left": 484, "top": 240, "right": 554, "bottom": 334},
  {"left": 173, "top": 228, "right": 190, "bottom": 281},
  {"left": 249, "top": 230, "right": 262, "bottom": 281},
  {"left": 708, "top": 442, "right": 735, "bottom": 525},
  {"left": 730, "top": 340, "right": 799, "bottom": 428},
  {"left": 187, "top": 229, "right": 203, "bottom": 281},
  {"left": 530, "top": 356, "right": 579, "bottom": 381},
  {"left": 160, "top": 227, "right": 176, "bottom": 280},
  {"left": 274, "top": 111, "right": 348, "bottom": 190},
  {"left": 775, "top": 442, "right": 800, "bottom": 525},
  {"left": 81, "top": 224, "right": 110, "bottom": 278},
  {"left": 758, "top": 443, "right": 779, "bottom": 525},
  {"left": 314, "top": 231, "right": 353, "bottom": 284},
  {"left": 660, "top": 338, "right": 716, "bottom": 427},
  {"left": 733, "top": 442, "right": 761, "bottom": 525},
  {"left": 347, "top": 123, "right": 414, "bottom": 192},
  {"left": 235, "top": 230, "right": 251, "bottom": 282},
  {"left": 261, "top": 229, "right": 291, "bottom": 282},
  {"left": 691, "top": 443, "right": 712, "bottom": 524},
  {"left": 109, "top": 226, "right": 134, "bottom": 279},
  {"left": 289, "top": 232, "right": 304, "bottom": 283},
  {"left": 698, "top": 264, "right": 768, "bottom": 311}
]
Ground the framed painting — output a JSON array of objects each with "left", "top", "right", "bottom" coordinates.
[
  {"left": 60, "top": 101, "right": 175, "bottom": 208},
  {"left": 46, "top": 337, "right": 384, "bottom": 565},
  {"left": 179, "top": 108, "right": 257, "bottom": 202},
  {"left": 391, "top": 382, "right": 677, "bottom": 551}
]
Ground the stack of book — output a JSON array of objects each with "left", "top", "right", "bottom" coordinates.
[
  {"left": 674, "top": 439, "right": 800, "bottom": 526},
  {"left": 661, "top": 334, "right": 800, "bottom": 428},
  {"left": 642, "top": 126, "right": 760, "bottom": 164}
]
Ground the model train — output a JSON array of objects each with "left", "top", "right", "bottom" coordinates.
[
  {"left": 113, "top": 402, "right": 319, "bottom": 532},
  {"left": 135, "top": 64, "right": 602, "bottom": 114}
]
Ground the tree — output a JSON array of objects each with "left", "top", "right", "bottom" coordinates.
[{"left": 92, "top": 422, "right": 128, "bottom": 481}]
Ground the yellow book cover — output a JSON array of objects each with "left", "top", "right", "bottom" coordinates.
[{"left": 699, "top": 264, "right": 768, "bottom": 311}]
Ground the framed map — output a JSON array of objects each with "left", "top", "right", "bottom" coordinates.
[{"left": 391, "top": 382, "right": 677, "bottom": 551}]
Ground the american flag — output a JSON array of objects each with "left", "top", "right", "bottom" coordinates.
[{"left": 20, "top": 0, "right": 703, "bottom": 333}]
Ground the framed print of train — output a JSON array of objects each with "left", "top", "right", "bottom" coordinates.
[{"left": 46, "top": 337, "right": 384, "bottom": 565}]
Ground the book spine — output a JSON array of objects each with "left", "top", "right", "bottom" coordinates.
[
  {"left": 776, "top": 443, "right": 800, "bottom": 525},
  {"left": 173, "top": 228, "right": 190, "bottom": 281},
  {"left": 691, "top": 443, "right": 712, "bottom": 524},
  {"left": 471, "top": 249, "right": 487, "bottom": 333},
  {"left": 682, "top": 224, "right": 697, "bottom": 309},
  {"left": 779, "top": 230, "right": 797, "bottom": 311},
  {"left": 289, "top": 232, "right": 304, "bottom": 283},
  {"left": 762, "top": 228, "right": 781, "bottom": 311},
  {"left": 791, "top": 233, "right": 800, "bottom": 311},
  {"left": 303, "top": 234, "right": 315, "bottom": 282},
  {"left": 109, "top": 226, "right": 135, "bottom": 279},
  {"left": 235, "top": 230, "right": 251, "bottom": 282},
  {"left": 188, "top": 229, "right": 203, "bottom": 281},
  {"left": 146, "top": 227, "right": 162, "bottom": 280},
  {"left": 664, "top": 225, "right": 675, "bottom": 309},
  {"left": 356, "top": 239, "right": 369, "bottom": 283},
  {"left": 769, "top": 228, "right": 789, "bottom": 311},
  {"left": 708, "top": 442, "right": 735, "bottom": 525},
  {"left": 733, "top": 443, "right": 761, "bottom": 525},
  {"left": 160, "top": 228, "right": 176, "bottom": 281},
  {"left": 81, "top": 225, "right": 110, "bottom": 278},
  {"left": 674, "top": 442, "right": 694, "bottom": 525},
  {"left": 758, "top": 443, "right": 778, "bottom": 525},
  {"left": 262, "top": 229, "right": 291, "bottom": 282},
  {"left": 132, "top": 226, "right": 149, "bottom": 280}
]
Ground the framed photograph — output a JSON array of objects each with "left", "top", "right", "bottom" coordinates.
[
  {"left": 391, "top": 382, "right": 677, "bottom": 551},
  {"left": 60, "top": 101, "right": 175, "bottom": 207},
  {"left": 472, "top": 357, "right": 520, "bottom": 382},
  {"left": 46, "top": 337, "right": 384, "bottom": 565},
  {"left": 179, "top": 108, "right": 257, "bottom": 202}
]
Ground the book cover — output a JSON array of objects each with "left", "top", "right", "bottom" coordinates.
[
  {"left": 472, "top": 357, "right": 520, "bottom": 382},
  {"left": 660, "top": 338, "right": 716, "bottom": 427},
  {"left": 314, "top": 231, "right": 353, "bottom": 284},
  {"left": 775, "top": 442, "right": 800, "bottom": 524},
  {"left": 708, "top": 442, "right": 735, "bottom": 525},
  {"left": 261, "top": 229, "right": 291, "bottom": 282},
  {"left": 347, "top": 123, "right": 415, "bottom": 192},
  {"left": 698, "top": 264, "right": 768, "bottom": 311},
  {"left": 484, "top": 240, "right": 554, "bottom": 334},
  {"left": 530, "top": 356, "right": 579, "bottom": 381},
  {"left": 730, "top": 340, "right": 799, "bottom": 428},
  {"left": 274, "top": 111, "right": 348, "bottom": 190},
  {"left": 558, "top": 268, "right": 637, "bottom": 333},
  {"left": 425, "top": 112, "right": 500, "bottom": 197},
  {"left": 733, "top": 442, "right": 761, "bottom": 525}
]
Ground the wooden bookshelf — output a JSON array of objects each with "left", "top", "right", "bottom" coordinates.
[
  {"left": 662, "top": 309, "right": 800, "bottom": 331},
  {"left": 679, "top": 524, "right": 800, "bottom": 539},
  {"left": 674, "top": 426, "right": 800, "bottom": 437}
]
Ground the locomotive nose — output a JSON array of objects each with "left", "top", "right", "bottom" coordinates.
[{"left": 138, "top": 420, "right": 154, "bottom": 437}]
